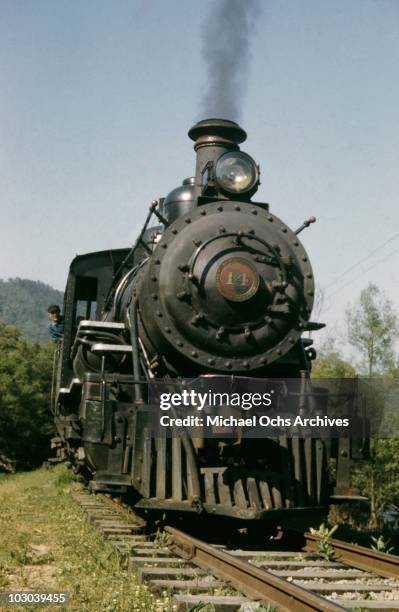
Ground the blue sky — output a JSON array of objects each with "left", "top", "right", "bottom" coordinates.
[{"left": 1, "top": 0, "right": 398, "bottom": 346}]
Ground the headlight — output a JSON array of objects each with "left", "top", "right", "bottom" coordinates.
[{"left": 215, "top": 151, "right": 259, "bottom": 194}]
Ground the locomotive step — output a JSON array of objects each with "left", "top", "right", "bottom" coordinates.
[
  {"left": 77, "top": 320, "right": 126, "bottom": 330},
  {"left": 91, "top": 343, "right": 132, "bottom": 353}
]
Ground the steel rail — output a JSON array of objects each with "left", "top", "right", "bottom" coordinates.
[
  {"left": 165, "top": 525, "right": 345, "bottom": 612},
  {"left": 304, "top": 532, "right": 399, "bottom": 579}
]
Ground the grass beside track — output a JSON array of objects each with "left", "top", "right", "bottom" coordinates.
[{"left": 0, "top": 464, "right": 175, "bottom": 611}]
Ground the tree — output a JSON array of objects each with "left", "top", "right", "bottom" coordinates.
[
  {"left": 313, "top": 296, "right": 399, "bottom": 529},
  {"left": 346, "top": 283, "right": 398, "bottom": 377},
  {"left": 0, "top": 322, "right": 54, "bottom": 470},
  {"left": 311, "top": 338, "right": 356, "bottom": 378},
  {"left": 346, "top": 284, "right": 399, "bottom": 528},
  {"left": 352, "top": 437, "right": 399, "bottom": 529}
]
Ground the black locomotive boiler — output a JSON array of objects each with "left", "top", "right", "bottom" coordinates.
[{"left": 52, "top": 119, "right": 363, "bottom": 527}]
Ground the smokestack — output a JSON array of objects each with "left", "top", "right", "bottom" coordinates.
[{"left": 188, "top": 118, "right": 247, "bottom": 198}]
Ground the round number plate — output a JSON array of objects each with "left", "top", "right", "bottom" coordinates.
[{"left": 216, "top": 257, "right": 260, "bottom": 302}]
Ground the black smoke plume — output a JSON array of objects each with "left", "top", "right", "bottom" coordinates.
[{"left": 200, "top": 0, "right": 261, "bottom": 122}]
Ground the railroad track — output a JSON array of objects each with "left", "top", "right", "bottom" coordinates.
[{"left": 72, "top": 491, "right": 399, "bottom": 611}]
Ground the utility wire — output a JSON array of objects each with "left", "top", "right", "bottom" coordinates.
[
  {"left": 322, "top": 243, "right": 399, "bottom": 315},
  {"left": 324, "top": 230, "right": 399, "bottom": 292}
]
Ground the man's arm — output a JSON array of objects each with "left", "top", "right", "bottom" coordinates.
[{"left": 48, "top": 322, "right": 63, "bottom": 343}]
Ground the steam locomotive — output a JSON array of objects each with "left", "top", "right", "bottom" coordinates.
[{"left": 52, "top": 119, "right": 363, "bottom": 527}]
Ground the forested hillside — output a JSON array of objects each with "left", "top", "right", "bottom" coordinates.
[
  {"left": 0, "top": 322, "right": 54, "bottom": 470},
  {"left": 0, "top": 278, "right": 63, "bottom": 342}
]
